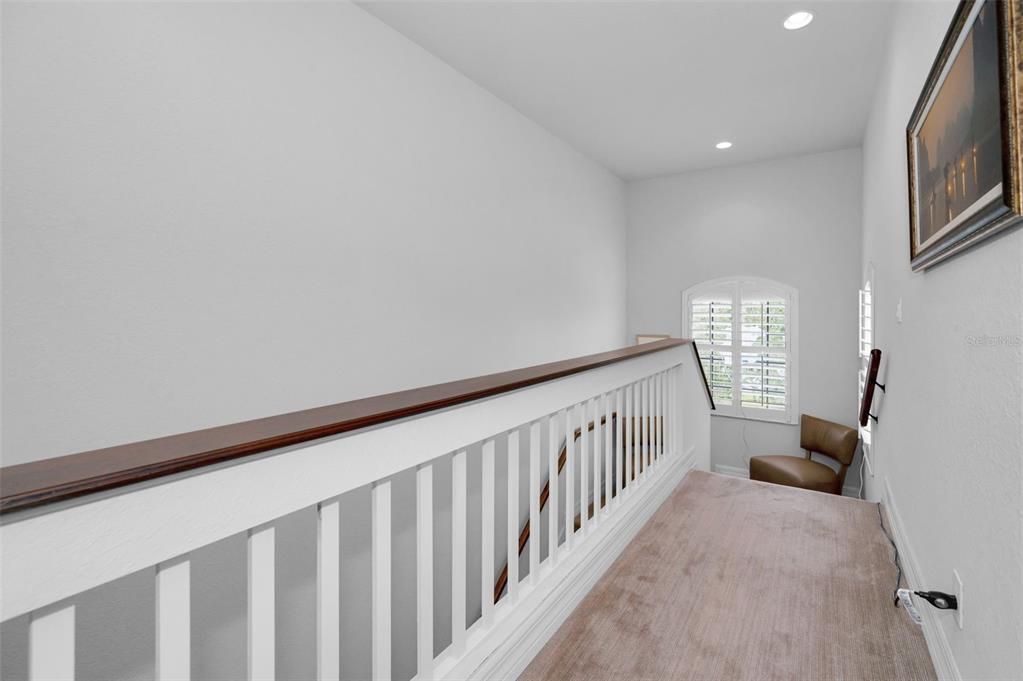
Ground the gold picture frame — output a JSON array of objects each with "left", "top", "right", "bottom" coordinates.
[{"left": 907, "top": 0, "right": 1023, "bottom": 271}]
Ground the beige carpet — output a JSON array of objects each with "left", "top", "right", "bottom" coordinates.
[{"left": 519, "top": 470, "right": 936, "bottom": 681}]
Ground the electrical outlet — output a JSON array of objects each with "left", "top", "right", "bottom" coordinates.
[{"left": 953, "top": 569, "right": 964, "bottom": 629}]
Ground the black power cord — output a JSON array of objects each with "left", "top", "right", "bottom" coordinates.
[
  {"left": 914, "top": 590, "right": 958, "bottom": 610},
  {"left": 877, "top": 503, "right": 959, "bottom": 614},
  {"left": 876, "top": 503, "right": 904, "bottom": 606}
]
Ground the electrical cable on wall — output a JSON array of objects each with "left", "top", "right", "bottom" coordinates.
[
  {"left": 877, "top": 502, "right": 903, "bottom": 605},
  {"left": 857, "top": 446, "right": 866, "bottom": 499}
]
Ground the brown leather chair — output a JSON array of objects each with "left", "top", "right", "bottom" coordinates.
[{"left": 749, "top": 414, "right": 858, "bottom": 495}]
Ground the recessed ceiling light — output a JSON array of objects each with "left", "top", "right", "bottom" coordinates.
[
  {"left": 715, "top": 141, "right": 733, "bottom": 150},
  {"left": 784, "top": 11, "right": 814, "bottom": 30}
]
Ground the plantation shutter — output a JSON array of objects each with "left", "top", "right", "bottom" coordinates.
[{"left": 686, "top": 278, "right": 797, "bottom": 423}]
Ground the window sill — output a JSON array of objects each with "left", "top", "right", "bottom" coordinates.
[{"left": 710, "top": 410, "right": 799, "bottom": 426}]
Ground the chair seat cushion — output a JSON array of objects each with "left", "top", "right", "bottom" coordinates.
[{"left": 749, "top": 455, "right": 841, "bottom": 494}]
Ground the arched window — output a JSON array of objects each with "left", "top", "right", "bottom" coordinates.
[{"left": 683, "top": 277, "right": 799, "bottom": 424}]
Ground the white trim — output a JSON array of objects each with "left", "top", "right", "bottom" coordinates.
[
  {"left": 881, "top": 478, "right": 961, "bottom": 681},
  {"left": 440, "top": 447, "right": 696, "bottom": 681},
  {"left": 858, "top": 263, "right": 875, "bottom": 477},
  {"left": 682, "top": 276, "right": 799, "bottom": 425},
  {"left": 710, "top": 410, "right": 801, "bottom": 426},
  {"left": 713, "top": 463, "right": 860, "bottom": 499},
  {"left": 916, "top": 184, "right": 1003, "bottom": 251}
]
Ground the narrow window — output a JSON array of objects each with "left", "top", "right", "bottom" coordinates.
[{"left": 858, "top": 265, "right": 875, "bottom": 472}]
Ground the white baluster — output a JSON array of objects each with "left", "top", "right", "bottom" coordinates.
[
  {"left": 655, "top": 373, "right": 661, "bottom": 462},
  {"left": 450, "top": 449, "right": 467, "bottom": 656},
  {"left": 674, "top": 366, "right": 680, "bottom": 454},
  {"left": 669, "top": 367, "right": 676, "bottom": 455},
  {"left": 481, "top": 439, "right": 495, "bottom": 626},
  {"left": 651, "top": 378, "right": 656, "bottom": 464},
  {"left": 644, "top": 379, "right": 650, "bottom": 468},
  {"left": 604, "top": 394, "right": 612, "bottom": 512},
  {"left": 662, "top": 370, "right": 668, "bottom": 457},
  {"left": 625, "top": 384, "right": 634, "bottom": 492},
  {"left": 614, "top": 389, "right": 623, "bottom": 503},
  {"left": 528, "top": 421, "right": 541, "bottom": 580},
  {"left": 317, "top": 499, "right": 341, "bottom": 681},
  {"left": 654, "top": 376, "right": 659, "bottom": 464},
  {"left": 564, "top": 406, "right": 575, "bottom": 550},
  {"left": 666, "top": 369, "right": 672, "bottom": 455},
  {"left": 591, "top": 396, "right": 601, "bottom": 527},
  {"left": 416, "top": 465, "right": 434, "bottom": 679},
  {"left": 248, "top": 525, "right": 276, "bottom": 681},
  {"left": 663, "top": 371, "right": 669, "bottom": 457},
  {"left": 29, "top": 604, "right": 75, "bottom": 681},
  {"left": 371, "top": 479, "right": 391, "bottom": 681},
  {"left": 640, "top": 378, "right": 647, "bottom": 470},
  {"left": 638, "top": 378, "right": 646, "bottom": 474},
  {"left": 646, "top": 378, "right": 654, "bottom": 469},
  {"left": 506, "top": 430, "right": 520, "bottom": 603},
  {"left": 157, "top": 558, "right": 191, "bottom": 681},
  {"left": 666, "top": 370, "right": 672, "bottom": 456},
  {"left": 547, "top": 413, "right": 559, "bottom": 565},
  {"left": 649, "top": 376, "right": 656, "bottom": 466},
  {"left": 579, "top": 403, "right": 588, "bottom": 532}
]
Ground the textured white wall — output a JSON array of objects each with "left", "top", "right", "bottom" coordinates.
[
  {"left": 0, "top": 0, "right": 627, "bottom": 466},
  {"left": 0, "top": 3, "right": 626, "bottom": 680},
  {"left": 860, "top": 1, "right": 1023, "bottom": 677},
  {"left": 626, "top": 149, "right": 862, "bottom": 479}
]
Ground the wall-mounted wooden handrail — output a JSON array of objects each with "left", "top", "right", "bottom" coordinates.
[
  {"left": 492, "top": 414, "right": 663, "bottom": 603},
  {"left": 1, "top": 338, "right": 709, "bottom": 513},
  {"left": 859, "top": 348, "right": 884, "bottom": 427}
]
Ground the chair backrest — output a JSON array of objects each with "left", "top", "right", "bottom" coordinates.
[{"left": 800, "top": 414, "right": 858, "bottom": 466}]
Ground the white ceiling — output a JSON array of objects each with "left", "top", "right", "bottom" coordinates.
[{"left": 359, "top": 1, "right": 894, "bottom": 180}]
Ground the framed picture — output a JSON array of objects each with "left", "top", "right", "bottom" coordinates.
[{"left": 907, "top": 0, "right": 1023, "bottom": 271}]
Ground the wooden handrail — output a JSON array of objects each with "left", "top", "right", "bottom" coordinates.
[
  {"left": 1, "top": 338, "right": 710, "bottom": 514},
  {"left": 492, "top": 413, "right": 663, "bottom": 603}
]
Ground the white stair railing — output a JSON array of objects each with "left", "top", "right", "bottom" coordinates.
[{"left": 0, "top": 340, "right": 711, "bottom": 681}]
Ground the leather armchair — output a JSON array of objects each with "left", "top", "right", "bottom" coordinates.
[{"left": 749, "top": 414, "right": 858, "bottom": 495}]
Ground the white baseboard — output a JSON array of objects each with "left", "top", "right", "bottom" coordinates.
[
  {"left": 713, "top": 463, "right": 861, "bottom": 499},
  {"left": 713, "top": 463, "right": 751, "bottom": 478},
  {"left": 881, "top": 478, "right": 961, "bottom": 681},
  {"left": 438, "top": 447, "right": 696, "bottom": 681}
]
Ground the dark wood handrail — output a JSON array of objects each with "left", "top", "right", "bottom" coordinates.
[
  {"left": 1, "top": 338, "right": 711, "bottom": 514},
  {"left": 859, "top": 348, "right": 883, "bottom": 427}
]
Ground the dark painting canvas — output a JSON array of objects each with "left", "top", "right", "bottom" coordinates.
[
  {"left": 907, "top": 0, "right": 1023, "bottom": 271},
  {"left": 915, "top": 3, "right": 1002, "bottom": 246}
]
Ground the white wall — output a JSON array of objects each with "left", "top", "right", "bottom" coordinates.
[
  {"left": 626, "top": 149, "right": 862, "bottom": 481},
  {"left": 0, "top": 3, "right": 627, "bottom": 680},
  {"left": 0, "top": 0, "right": 627, "bottom": 466},
  {"left": 860, "top": 1, "right": 1023, "bottom": 677}
]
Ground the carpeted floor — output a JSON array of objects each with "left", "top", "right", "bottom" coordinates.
[{"left": 519, "top": 470, "right": 936, "bottom": 681}]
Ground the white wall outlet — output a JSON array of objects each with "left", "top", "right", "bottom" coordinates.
[
  {"left": 953, "top": 569, "right": 963, "bottom": 629},
  {"left": 896, "top": 298, "right": 903, "bottom": 323}
]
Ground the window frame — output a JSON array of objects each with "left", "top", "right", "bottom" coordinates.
[
  {"left": 682, "top": 276, "right": 799, "bottom": 425},
  {"left": 858, "top": 263, "right": 875, "bottom": 476}
]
